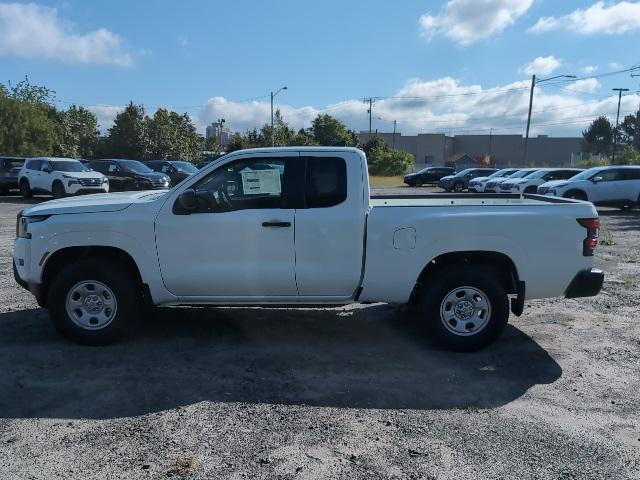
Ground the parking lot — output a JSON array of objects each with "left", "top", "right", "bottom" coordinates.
[{"left": 1, "top": 191, "right": 639, "bottom": 479}]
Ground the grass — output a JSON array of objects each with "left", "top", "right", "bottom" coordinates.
[
  {"left": 599, "top": 227, "right": 615, "bottom": 246},
  {"left": 369, "top": 175, "right": 405, "bottom": 188}
]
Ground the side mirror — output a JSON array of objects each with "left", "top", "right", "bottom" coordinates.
[
  {"left": 42, "top": 166, "right": 52, "bottom": 173},
  {"left": 591, "top": 176, "right": 603, "bottom": 183},
  {"left": 177, "top": 189, "right": 199, "bottom": 211}
]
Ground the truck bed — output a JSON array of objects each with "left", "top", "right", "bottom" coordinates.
[{"left": 370, "top": 193, "right": 579, "bottom": 208}]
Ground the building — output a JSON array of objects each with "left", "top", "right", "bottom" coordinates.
[
  {"left": 205, "top": 122, "right": 232, "bottom": 148},
  {"left": 357, "top": 131, "right": 583, "bottom": 169}
]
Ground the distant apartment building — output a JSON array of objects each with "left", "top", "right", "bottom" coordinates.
[
  {"left": 357, "top": 132, "right": 583, "bottom": 169},
  {"left": 205, "top": 121, "right": 232, "bottom": 147}
]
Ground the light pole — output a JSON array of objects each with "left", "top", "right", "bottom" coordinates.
[
  {"left": 271, "top": 86, "right": 287, "bottom": 147},
  {"left": 523, "top": 74, "right": 576, "bottom": 166},
  {"left": 612, "top": 87, "right": 629, "bottom": 163}
]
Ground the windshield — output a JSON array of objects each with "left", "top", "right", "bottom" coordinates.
[
  {"left": 526, "top": 169, "right": 553, "bottom": 179},
  {"left": 2, "top": 159, "right": 24, "bottom": 169},
  {"left": 454, "top": 168, "right": 474, "bottom": 176},
  {"left": 171, "top": 161, "right": 198, "bottom": 173},
  {"left": 508, "top": 169, "right": 536, "bottom": 179},
  {"left": 51, "top": 161, "right": 91, "bottom": 172},
  {"left": 569, "top": 168, "right": 602, "bottom": 181},
  {"left": 488, "top": 169, "right": 516, "bottom": 179},
  {"left": 119, "top": 160, "right": 153, "bottom": 173}
]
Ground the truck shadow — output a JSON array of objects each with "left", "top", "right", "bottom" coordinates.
[{"left": 0, "top": 305, "right": 561, "bottom": 419}]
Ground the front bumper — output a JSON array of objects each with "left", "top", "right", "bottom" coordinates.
[
  {"left": 67, "top": 182, "right": 109, "bottom": 195},
  {"left": 13, "top": 259, "right": 45, "bottom": 306},
  {"left": 468, "top": 184, "right": 484, "bottom": 193},
  {"left": 565, "top": 268, "right": 604, "bottom": 298}
]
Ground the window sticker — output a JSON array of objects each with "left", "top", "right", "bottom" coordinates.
[{"left": 241, "top": 169, "right": 281, "bottom": 195}]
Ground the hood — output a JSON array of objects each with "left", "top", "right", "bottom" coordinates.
[
  {"left": 470, "top": 176, "right": 490, "bottom": 183},
  {"left": 404, "top": 173, "right": 417, "bottom": 178},
  {"left": 510, "top": 178, "right": 530, "bottom": 184},
  {"left": 131, "top": 171, "right": 169, "bottom": 181},
  {"left": 539, "top": 179, "right": 571, "bottom": 188},
  {"left": 440, "top": 175, "right": 454, "bottom": 181},
  {"left": 60, "top": 171, "right": 105, "bottom": 179},
  {"left": 22, "top": 190, "right": 167, "bottom": 216}
]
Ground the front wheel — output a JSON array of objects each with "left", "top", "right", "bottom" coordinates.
[
  {"left": 418, "top": 267, "right": 509, "bottom": 351},
  {"left": 453, "top": 182, "right": 464, "bottom": 193},
  {"left": 47, "top": 258, "right": 141, "bottom": 345},
  {"left": 52, "top": 181, "right": 66, "bottom": 199},
  {"left": 20, "top": 180, "right": 32, "bottom": 199}
]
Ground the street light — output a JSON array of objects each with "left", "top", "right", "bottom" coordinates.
[
  {"left": 271, "top": 86, "right": 287, "bottom": 147},
  {"left": 523, "top": 74, "right": 576, "bottom": 166}
]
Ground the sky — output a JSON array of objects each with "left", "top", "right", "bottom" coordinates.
[{"left": 1, "top": 0, "right": 640, "bottom": 137}]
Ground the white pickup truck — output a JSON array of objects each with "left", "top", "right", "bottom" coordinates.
[{"left": 13, "top": 147, "right": 604, "bottom": 351}]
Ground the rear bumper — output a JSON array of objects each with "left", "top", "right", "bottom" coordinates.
[{"left": 565, "top": 268, "right": 604, "bottom": 298}]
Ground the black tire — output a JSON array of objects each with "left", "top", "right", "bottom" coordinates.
[
  {"left": 524, "top": 186, "right": 537, "bottom": 194},
  {"left": 52, "top": 181, "right": 66, "bottom": 199},
  {"left": 453, "top": 182, "right": 465, "bottom": 193},
  {"left": 564, "top": 190, "right": 587, "bottom": 201},
  {"left": 415, "top": 181, "right": 423, "bottom": 187},
  {"left": 47, "top": 258, "right": 141, "bottom": 345},
  {"left": 417, "top": 266, "right": 509, "bottom": 351},
  {"left": 20, "top": 180, "right": 32, "bottom": 199},
  {"left": 123, "top": 181, "right": 135, "bottom": 191}
]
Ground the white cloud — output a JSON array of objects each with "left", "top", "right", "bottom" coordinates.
[
  {"left": 419, "top": 0, "right": 533, "bottom": 45},
  {"left": 519, "top": 56, "right": 561, "bottom": 76},
  {"left": 87, "top": 105, "right": 124, "bottom": 133},
  {"left": 609, "top": 61, "right": 622, "bottom": 69},
  {"left": 0, "top": 2, "right": 134, "bottom": 66},
  {"left": 564, "top": 78, "right": 601, "bottom": 94},
  {"left": 529, "top": 1, "right": 640, "bottom": 35},
  {"left": 579, "top": 65, "right": 598, "bottom": 74}
]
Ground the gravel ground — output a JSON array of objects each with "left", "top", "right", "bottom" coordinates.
[{"left": 0, "top": 190, "right": 639, "bottom": 479}]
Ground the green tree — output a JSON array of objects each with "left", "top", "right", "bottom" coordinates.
[
  {"left": 260, "top": 109, "right": 293, "bottom": 147},
  {"left": 289, "top": 128, "right": 318, "bottom": 146},
  {"left": 144, "top": 109, "right": 203, "bottom": 161},
  {"left": 56, "top": 105, "right": 99, "bottom": 158},
  {"left": 368, "top": 148, "right": 413, "bottom": 176},
  {"left": 0, "top": 78, "right": 61, "bottom": 156},
  {"left": 105, "top": 102, "right": 147, "bottom": 159},
  {"left": 582, "top": 116, "right": 613, "bottom": 155},
  {"left": 616, "top": 109, "right": 640, "bottom": 151},
  {"left": 310, "top": 114, "right": 358, "bottom": 146},
  {"left": 361, "top": 134, "right": 388, "bottom": 157}
]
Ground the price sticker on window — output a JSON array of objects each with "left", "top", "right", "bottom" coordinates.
[{"left": 241, "top": 170, "right": 281, "bottom": 195}]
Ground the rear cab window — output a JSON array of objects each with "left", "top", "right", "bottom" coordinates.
[{"left": 305, "top": 157, "right": 347, "bottom": 208}]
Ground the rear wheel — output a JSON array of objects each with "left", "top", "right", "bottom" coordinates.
[
  {"left": 52, "top": 181, "right": 66, "bottom": 199},
  {"left": 47, "top": 258, "right": 141, "bottom": 345},
  {"left": 415, "top": 180, "right": 423, "bottom": 187},
  {"left": 524, "top": 186, "right": 537, "bottom": 194},
  {"left": 417, "top": 266, "right": 509, "bottom": 351},
  {"left": 19, "top": 180, "right": 32, "bottom": 199}
]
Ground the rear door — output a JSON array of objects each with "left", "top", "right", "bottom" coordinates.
[
  {"left": 588, "top": 168, "right": 625, "bottom": 204},
  {"left": 294, "top": 152, "right": 366, "bottom": 297}
]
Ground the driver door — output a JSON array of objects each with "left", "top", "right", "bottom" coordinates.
[{"left": 154, "top": 153, "right": 299, "bottom": 298}]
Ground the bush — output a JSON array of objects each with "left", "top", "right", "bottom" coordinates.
[
  {"left": 576, "top": 148, "right": 640, "bottom": 168},
  {"left": 368, "top": 148, "right": 414, "bottom": 176}
]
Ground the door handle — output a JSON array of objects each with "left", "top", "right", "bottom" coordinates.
[{"left": 262, "top": 221, "right": 291, "bottom": 227}]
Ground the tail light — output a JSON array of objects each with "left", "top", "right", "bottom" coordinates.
[{"left": 577, "top": 218, "right": 600, "bottom": 256}]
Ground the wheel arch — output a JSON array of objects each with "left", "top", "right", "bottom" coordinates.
[
  {"left": 414, "top": 251, "right": 520, "bottom": 300},
  {"left": 564, "top": 188, "right": 588, "bottom": 201},
  {"left": 41, "top": 246, "right": 144, "bottom": 308}
]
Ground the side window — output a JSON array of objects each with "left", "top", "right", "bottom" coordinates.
[
  {"left": 27, "top": 160, "right": 41, "bottom": 171},
  {"left": 107, "top": 163, "right": 119, "bottom": 173},
  {"left": 161, "top": 164, "right": 172, "bottom": 173},
  {"left": 621, "top": 169, "right": 640, "bottom": 180},
  {"left": 595, "top": 169, "right": 621, "bottom": 182},
  {"left": 305, "top": 157, "right": 347, "bottom": 208},
  {"left": 189, "top": 157, "right": 286, "bottom": 212},
  {"left": 557, "top": 170, "right": 578, "bottom": 180},
  {"left": 41, "top": 161, "right": 52, "bottom": 172}
]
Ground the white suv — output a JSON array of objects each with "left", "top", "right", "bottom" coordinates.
[
  {"left": 19, "top": 158, "right": 108, "bottom": 199},
  {"left": 468, "top": 168, "right": 520, "bottom": 193},
  {"left": 538, "top": 166, "right": 640, "bottom": 209},
  {"left": 501, "top": 168, "right": 582, "bottom": 194}
]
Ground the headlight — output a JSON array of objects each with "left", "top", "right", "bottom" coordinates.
[
  {"left": 63, "top": 175, "right": 79, "bottom": 186},
  {"left": 16, "top": 213, "right": 49, "bottom": 239},
  {"left": 102, "top": 177, "right": 108, "bottom": 184}
]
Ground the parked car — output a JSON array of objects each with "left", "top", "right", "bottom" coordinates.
[
  {"left": 439, "top": 168, "right": 499, "bottom": 192},
  {"left": 14, "top": 147, "right": 603, "bottom": 351},
  {"left": 0, "top": 156, "right": 25, "bottom": 193},
  {"left": 19, "top": 157, "right": 108, "bottom": 199},
  {"left": 501, "top": 168, "right": 583, "bottom": 194},
  {"left": 404, "top": 166, "right": 455, "bottom": 187},
  {"left": 468, "top": 168, "right": 519, "bottom": 193},
  {"left": 147, "top": 160, "right": 198, "bottom": 187},
  {"left": 538, "top": 166, "right": 640, "bottom": 209},
  {"left": 485, "top": 168, "right": 539, "bottom": 193},
  {"left": 87, "top": 159, "right": 170, "bottom": 191}
]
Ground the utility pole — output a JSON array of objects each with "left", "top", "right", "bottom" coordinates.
[
  {"left": 523, "top": 75, "right": 536, "bottom": 167},
  {"left": 522, "top": 73, "right": 576, "bottom": 166},
  {"left": 392, "top": 120, "right": 397, "bottom": 150},
  {"left": 364, "top": 97, "right": 376, "bottom": 137},
  {"left": 488, "top": 128, "right": 493, "bottom": 158},
  {"left": 612, "top": 87, "right": 629, "bottom": 163},
  {"left": 270, "top": 86, "right": 288, "bottom": 147}
]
